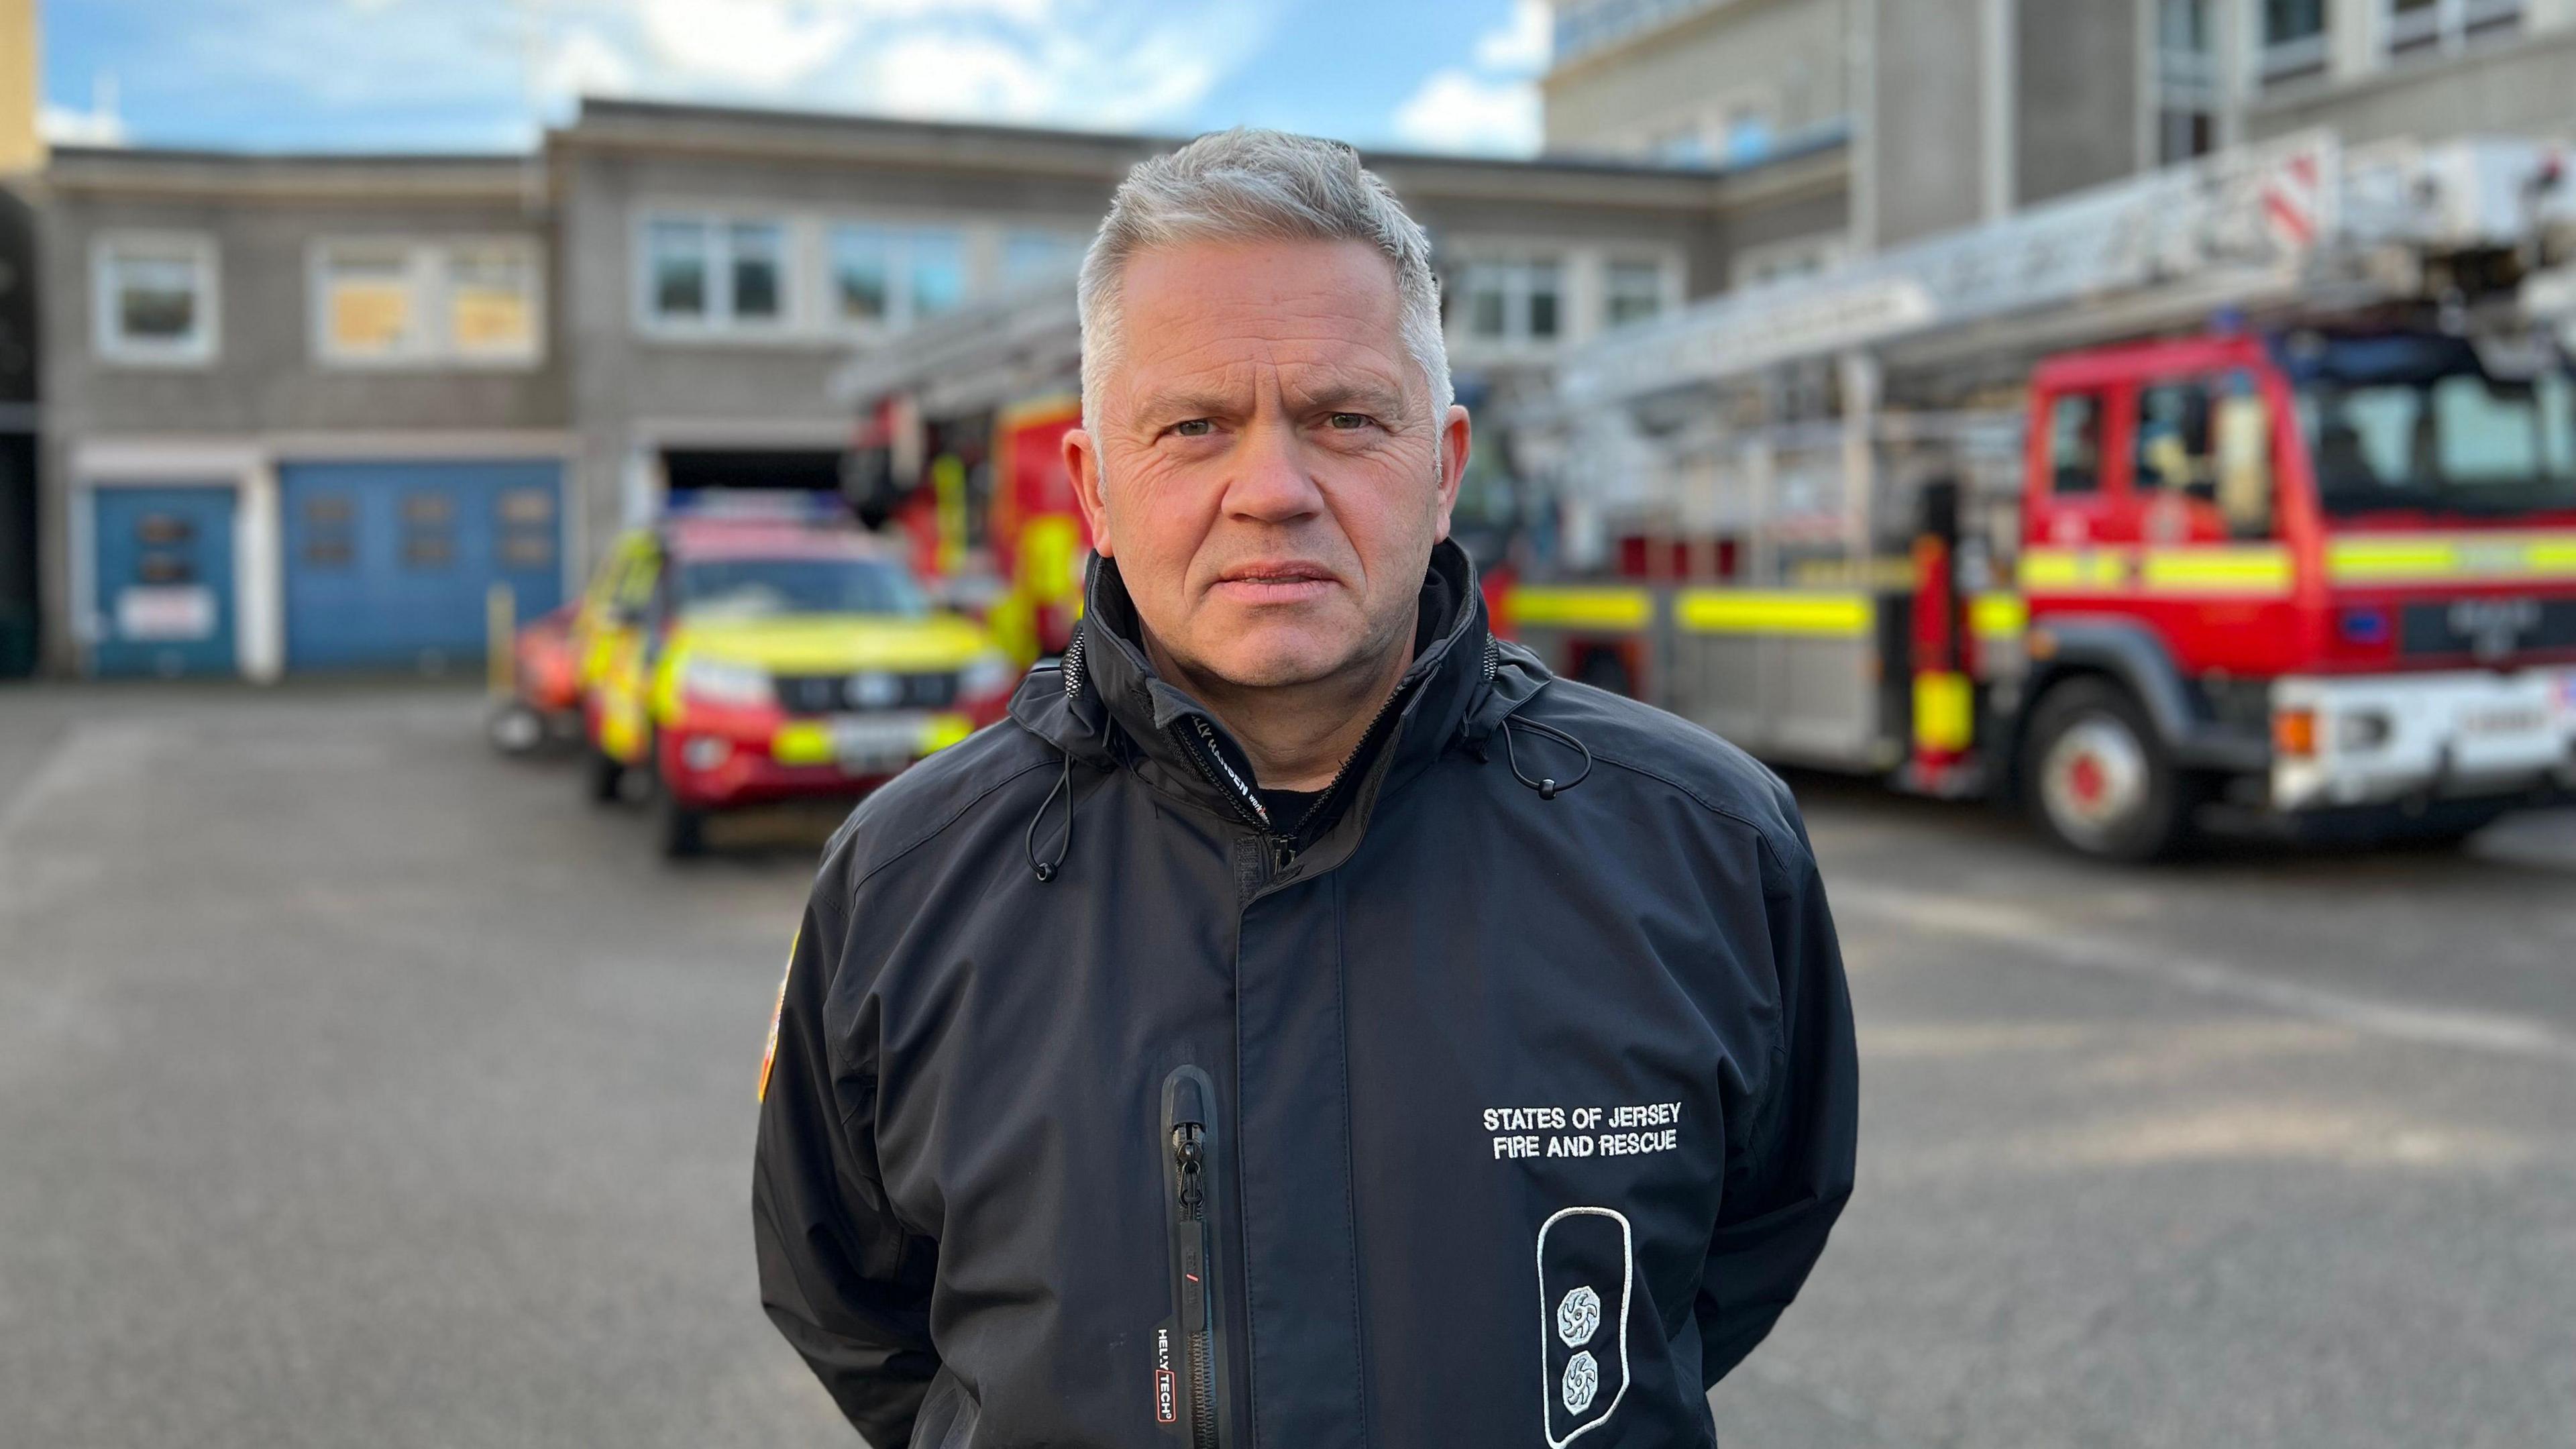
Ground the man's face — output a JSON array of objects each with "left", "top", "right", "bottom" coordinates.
[{"left": 1065, "top": 237, "right": 1470, "bottom": 692}]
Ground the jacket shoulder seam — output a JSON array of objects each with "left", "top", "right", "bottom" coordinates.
[
  {"left": 839, "top": 755, "right": 1059, "bottom": 910},
  {"left": 1582, "top": 748, "right": 1806, "bottom": 888}
]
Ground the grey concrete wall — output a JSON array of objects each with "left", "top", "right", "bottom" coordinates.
[
  {"left": 2244, "top": 26, "right": 2576, "bottom": 145},
  {"left": 1544, "top": 0, "right": 1852, "bottom": 158},
  {"left": 2016, "top": 0, "right": 2142, "bottom": 206},
  {"left": 38, "top": 187, "right": 566, "bottom": 441},
  {"left": 1870, "top": 0, "right": 1988, "bottom": 246}
]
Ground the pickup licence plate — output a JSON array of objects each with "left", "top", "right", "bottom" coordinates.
[{"left": 830, "top": 713, "right": 930, "bottom": 771}]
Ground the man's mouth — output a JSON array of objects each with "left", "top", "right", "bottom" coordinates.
[{"left": 1212, "top": 562, "right": 1338, "bottom": 602}]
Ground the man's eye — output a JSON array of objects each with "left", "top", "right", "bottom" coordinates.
[
  {"left": 1173, "top": 419, "right": 1214, "bottom": 438},
  {"left": 1326, "top": 413, "right": 1372, "bottom": 431}
]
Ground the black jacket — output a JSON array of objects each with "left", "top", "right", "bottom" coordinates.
[{"left": 753, "top": 540, "right": 1858, "bottom": 1448}]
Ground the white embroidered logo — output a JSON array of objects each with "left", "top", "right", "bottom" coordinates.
[
  {"left": 1556, "top": 1285, "right": 1601, "bottom": 1347},
  {"left": 1561, "top": 1351, "right": 1600, "bottom": 1413}
]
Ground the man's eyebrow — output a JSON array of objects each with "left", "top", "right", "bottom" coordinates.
[
  {"left": 1130, "top": 388, "right": 1245, "bottom": 425},
  {"left": 1286, "top": 380, "right": 1411, "bottom": 417}
]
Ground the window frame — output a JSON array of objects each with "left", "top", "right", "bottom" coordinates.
[
  {"left": 93, "top": 231, "right": 221, "bottom": 368},
  {"left": 309, "top": 235, "right": 546, "bottom": 370},
  {"left": 2257, "top": 0, "right": 2330, "bottom": 85},
  {"left": 1602, "top": 256, "right": 1677, "bottom": 330},
  {"left": 2384, "top": 0, "right": 2522, "bottom": 60},
  {"left": 822, "top": 219, "right": 975, "bottom": 336},
  {"left": 634, "top": 211, "right": 799, "bottom": 337}
]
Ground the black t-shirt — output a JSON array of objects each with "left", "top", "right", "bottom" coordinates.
[{"left": 1256, "top": 787, "right": 1324, "bottom": 834}]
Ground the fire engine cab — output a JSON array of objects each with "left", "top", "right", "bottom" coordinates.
[{"left": 1515, "top": 131, "right": 2576, "bottom": 859}]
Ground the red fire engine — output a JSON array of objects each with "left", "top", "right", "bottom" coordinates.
[{"left": 1510, "top": 132, "right": 2576, "bottom": 858}]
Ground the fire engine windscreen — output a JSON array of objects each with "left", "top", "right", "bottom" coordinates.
[
  {"left": 675, "top": 559, "right": 929, "bottom": 620},
  {"left": 2288, "top": 334, "right": 2576, "bottom": 517}
]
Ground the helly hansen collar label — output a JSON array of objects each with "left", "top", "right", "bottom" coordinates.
[{"left": 1484, "top": 1102, "right": 1682, "bottom": 1161}]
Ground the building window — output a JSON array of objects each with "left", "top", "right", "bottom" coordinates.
[
  {"left": 647, "top": 220, "right": 709, "bottom": 321},
  {"left": 1731, "top": 235, "right": 1845, "bottom": 290},
  {"left": 1002, "top": 231, "right": 1087, "bottom": 286},
  {"left": 445, "top": 246, "right": 540, "bottom": 360},
  {"left": 1604, "top": 260, "right": 1667, "bottom": 328},
  {"left": 95, "top": 235, "right": 217, "bottom": 365},
  {"left": 314, "top": 238, "right": 542, "bottom": 366},
  {"left": 641, "top": 215, "right": 792, "bottom": 331},
  {"left": 2156, "top": 0, "right": 2219, "bottom": 164},
  {"left": 828, "top": 223, "right": 972, "bottom": 331},
  {"left": 729, "top": 222, "right": 786, "bottom": 323},
  {"left": 2259, "top": 0, "right": 2329, "bottom": 85},
  {"left": 2387, "top": 0, "right": 2522, "bottom": 57},
  {"left": 1452, "top": 254, "right": 1566, "bottom": 345}
]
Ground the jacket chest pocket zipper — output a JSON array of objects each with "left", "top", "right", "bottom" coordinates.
[{"left": 1163, "top": 1066, "right": 1230, "bottom": 1448}]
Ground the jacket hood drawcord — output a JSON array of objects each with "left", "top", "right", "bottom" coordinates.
[
  {"left": 1500, "top": 714, "right": 1593, "bottom": 801},
  {"left": 1026, "top": 629, "right": 1087, "bottom": 883}
]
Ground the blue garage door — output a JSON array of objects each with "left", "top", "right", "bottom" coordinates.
[
  {"left": 92, "top": 484, "right": 238, "bottom": 677},
  {"left": 282, "top": 460, "right": 565, "bottom": 672}
]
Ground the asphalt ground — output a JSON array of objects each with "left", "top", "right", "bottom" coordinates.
[{"left": 5, "top": 682, "right": 2574, "bottom": 1448}]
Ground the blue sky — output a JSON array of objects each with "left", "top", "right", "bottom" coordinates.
[{"left": 39, "top": 0, "right": 1552, "bottom": 157}]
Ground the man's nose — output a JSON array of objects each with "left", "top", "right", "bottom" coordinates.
[{"left": 1221, "top": 416, "right": 1324, "bottom": 524}]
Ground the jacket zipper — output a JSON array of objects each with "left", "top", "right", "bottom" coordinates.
[
  {"left": 1172, "top": 716, "right": 1291, "bottom": 871},
  {"left": 1173, "top": 677, "right": 1411, "bottom": 873},
  {"left": 1163, "top": 1067, "right": 1228, "bottom": 1448}
]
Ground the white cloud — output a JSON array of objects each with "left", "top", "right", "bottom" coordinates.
[
  {"left": 537, "top": 27, "right": 639, "bottom": 103},
  {"left": 40, "top": 102, "right": 129, "bottom": 148},
  {"left": 638, "top": 0, "right": 857, "bottom": 89},
  {"left": 1472, "top": 0, "right": 1551, "bottom": 74},
  {"left": 1391, "top": 68, "right": 1539, "bottom": 157},
  {"left": 1389, "top": 1, "right": 1548, "bottom": 157}
]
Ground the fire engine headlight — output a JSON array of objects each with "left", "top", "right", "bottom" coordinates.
[
  {"left": 958, "top": 649, "right": 1017, "bottom": 700},
  {"left": 679, "top": 656, "right": 773, "bottom": 708}
]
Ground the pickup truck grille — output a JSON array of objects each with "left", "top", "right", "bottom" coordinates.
[{"left": 773, "top": 672, "right": 959, "bottom": 714}]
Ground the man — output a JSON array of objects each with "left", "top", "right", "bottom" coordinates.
[{"left": 755, "top": 129, "right": 1857, "bottom": 1448}]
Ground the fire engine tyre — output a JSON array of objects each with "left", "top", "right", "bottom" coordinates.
[
  {"left": 2023, "top": 678, "right": 2191, "bottom": 863},
  {"left": 585, "top": 746, "right": 626, "bottom": 804},
  {"left": 658, "top": 792, "right": 708, "bottom": 859}
]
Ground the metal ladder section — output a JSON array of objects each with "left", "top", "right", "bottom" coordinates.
[{"left": 1561, "top": 130, "right": 2576, "bottom": 411}]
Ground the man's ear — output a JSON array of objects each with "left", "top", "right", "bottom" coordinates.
[
  {"left": 1431, "top": 404, "right": 1471, "bottom": 543},
  {"left": 1063, "top": 423, "right": 1115, "bottom": 558}
]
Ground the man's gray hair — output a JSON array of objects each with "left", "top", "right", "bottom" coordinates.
[{"left": 1078, "top": 127, "right": 1453, "bottom": 435}]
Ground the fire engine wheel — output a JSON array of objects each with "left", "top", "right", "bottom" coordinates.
[{"left": 2023, "top": 678, "right": 2190, "bottom": 862}]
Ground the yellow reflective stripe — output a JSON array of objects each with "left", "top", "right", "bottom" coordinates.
[
  {"left": 2018, "top": 547, "right": 2131, "bottom": 592},
  {"left": 1969, "top": 592, "right": 2027, "bottom": 637},
  {"left": 1675, "top": 590, "right": 1873, "bottom": 637},
  {"left": 1509, "top": 586, "right": 1654, "bottom": 631},
  {"left": 2139, "top": 544, "right": 2293, "bottom": 595},
  {"left": 2326, "top": 532, "right": 2576, "bottom": 585},
  {"left": 773, "top": 712, "right": 975, "bottom": 766},
  {"left": 1913, "top": 670, "right": 1974, "bottom": 753},
  {"left": 770, "top": 722, "right": 833, "bottom": 766}
]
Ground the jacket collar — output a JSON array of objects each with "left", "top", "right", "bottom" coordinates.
[{"left": 1010, "top": 537, "right": 1523, "bottom": 851}]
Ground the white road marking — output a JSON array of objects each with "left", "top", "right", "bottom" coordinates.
[{"left": 1835, "top": 883, "right": 2576, "bottom": 1067}]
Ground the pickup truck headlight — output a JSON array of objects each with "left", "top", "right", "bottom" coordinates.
[
  {"left": 958, "top": 649, "right": 1017, "bottom": 700},
  {"left": 679, "top": 655, "right": 773, "bottom": 708}
]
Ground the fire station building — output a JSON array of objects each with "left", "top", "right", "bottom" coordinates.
[{"left": 30, "top": 99, "right": 1821, "bottom": 679}]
